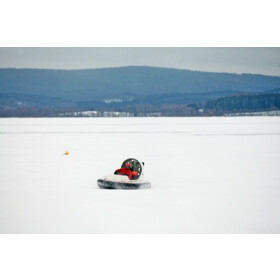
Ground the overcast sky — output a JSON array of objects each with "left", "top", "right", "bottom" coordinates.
[{"left": 0, "top": 48, "right": 279, "bottom": 76}]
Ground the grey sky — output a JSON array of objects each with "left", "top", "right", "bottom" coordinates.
[{"left": 0, "top": 48, "right": 279, "bottom": 76}]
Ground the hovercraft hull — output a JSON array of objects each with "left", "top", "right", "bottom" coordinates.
[{"left": 97, "top": 179, "right": 151, "bottom": 190}]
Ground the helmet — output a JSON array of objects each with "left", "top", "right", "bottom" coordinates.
[{"left": 125, "top": 162, "right": 130, "bottom": 168}]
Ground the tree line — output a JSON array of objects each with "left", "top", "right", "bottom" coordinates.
[{"left": 1, "top": 92, "right": 279, "bottom": 117}]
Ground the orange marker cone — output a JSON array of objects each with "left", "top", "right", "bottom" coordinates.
[{"left": 64, "top": 150, "right": 69, "bottom": 155}]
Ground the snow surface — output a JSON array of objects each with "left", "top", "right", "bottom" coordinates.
[{"left": 0, "top": 117, "right": 280, "bottom": 233}]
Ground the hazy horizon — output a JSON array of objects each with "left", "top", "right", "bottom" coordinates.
[
  {"left": 0, "top": 48, "right": 279, "bottom": 76},
  {"left": 1, "top": 65, "right": 280, "bottom": 78}
]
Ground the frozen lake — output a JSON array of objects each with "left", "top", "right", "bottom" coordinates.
[{"left": 0, "top": 117, "right": 280, "bottom": 233}]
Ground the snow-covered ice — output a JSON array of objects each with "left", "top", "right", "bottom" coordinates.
[{"left": 0, "top": 117, "right": 280, "bottom": 233}]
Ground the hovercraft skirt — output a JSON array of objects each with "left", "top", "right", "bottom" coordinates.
[{"left": 97, "top": 179, "right": 151, "bottom": 190}]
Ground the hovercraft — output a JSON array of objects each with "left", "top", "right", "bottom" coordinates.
[{"left": 97, "top": 158, "right": 151, "bottom": 190}]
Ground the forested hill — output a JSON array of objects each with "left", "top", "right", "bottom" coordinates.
[
  {"left": 1, "top": 66, "right": 280, "bottom": 102},
  {"left": 204, "top": 93, "right": 280, "bottom": 113}
]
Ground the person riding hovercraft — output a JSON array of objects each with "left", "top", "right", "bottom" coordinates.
[
  {"left": 114, "top": 162, "right": 137, "bottom": 180},
  {"left": 97, "top": 158, "right": 151, "bottom": 189}
]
